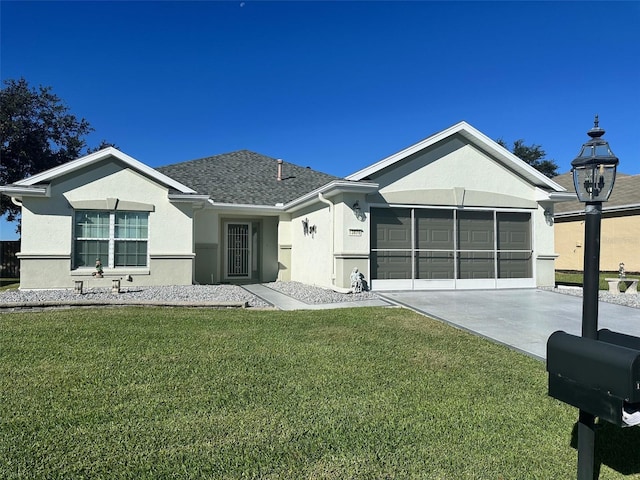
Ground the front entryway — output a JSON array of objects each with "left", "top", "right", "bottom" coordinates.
[
  {"left": 225, "top": 222, "right": 255, "bottom": 281},
  {"left": 370, "top": 207, "right": 534, "bottom": 290}
]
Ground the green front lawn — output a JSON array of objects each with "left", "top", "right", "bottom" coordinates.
[
  {"left": 2, "top": 307, "right": 639, "bottom": 479},
  {"left": 0, "top": 278, "right": 19, "bottom": 290}
]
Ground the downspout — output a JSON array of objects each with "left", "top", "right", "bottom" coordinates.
[{"left": 317, "top": 192, "right": 335, "bottom": 286}]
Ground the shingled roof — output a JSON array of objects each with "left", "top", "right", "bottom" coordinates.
[
  {"left": 156, "top": 150, "right": 339, "bottom": 205},
  {"left": 553, "top": 172, "right": 640, "bottom": 216}
]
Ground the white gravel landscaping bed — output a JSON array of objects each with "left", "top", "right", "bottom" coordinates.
[
  {"left": 541, "top": 285, "right": 640, "bottom": 309},
  {"left": 263, "top": 281, "right": 379, "bottom": 304},
  {"left": 0, "top": 281, "right": 378, "bottom": 309}
]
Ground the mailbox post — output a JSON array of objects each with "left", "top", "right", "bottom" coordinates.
[{"left": 570, "top": 116, "right": 619, "bottom": 480}]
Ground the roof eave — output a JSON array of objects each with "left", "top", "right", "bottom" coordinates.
[
  {"left": 14, "top": 147, "right": 197, "bottom": 194},
  {"left": 547, "top": 191, "right": 577, "bottom": 202},
  {"left": 168, "top": 194, "right": 211, "bottom": 201},
  {"left": 0, "top": 184, "right": 50, "bottom": 198},
  {"left": 284, "top": 180, "right": 379, "bottom": 212},
  {"left": 346, "top": 121, "right": 567, "bottom": 193},
  {"left": 206, "top": 201, "right": 284, "bottom": 214},
  {"left": 168, "top": 194, "right": 212, "bottom": 208}
]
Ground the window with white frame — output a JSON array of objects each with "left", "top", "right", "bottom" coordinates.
[{"left": 74, "top": 210, "right": 149, "bottom": 268}]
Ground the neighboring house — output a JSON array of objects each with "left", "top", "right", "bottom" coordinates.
[
  {"left": 553, "top": 172, "right": 640, "bottom": 273},
  {"left": 0, "top": 121, "right": 572, "bottom": 291}
]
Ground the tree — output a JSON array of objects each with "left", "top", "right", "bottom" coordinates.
[
  {"left": 87, "top": 139, "right": 120, "bottom": 154},
  {"left": 1, "top": 78, "right": 97, "bottom": 222},
  {"left": 496, "top": 138, "right": 559, "bottom": 178}
]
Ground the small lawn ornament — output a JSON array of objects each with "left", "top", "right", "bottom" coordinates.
[
  {"left": 93, "top": 258, "right": 104, "bottom": 278},
  {"left": 350, "top": 267, "right": 363, "bottom": 293}
]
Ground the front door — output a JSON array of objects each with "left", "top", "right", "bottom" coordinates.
[{"left": 225, "top": 222, "right": 251, "bottom": 280}]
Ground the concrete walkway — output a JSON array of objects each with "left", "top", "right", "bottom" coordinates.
[
  {"left": 243, "top": 284, "right": 391, "bottom": 310},
  {"left": 378, "top": 289, "right": 640, "bottom": 361}
]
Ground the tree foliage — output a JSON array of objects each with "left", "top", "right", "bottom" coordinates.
[
  {"left": 496, "top": 138, "right": 559, "bottom": 178},
  {"left": 1, "top": 78, "right": 104, "bottom": 222}
]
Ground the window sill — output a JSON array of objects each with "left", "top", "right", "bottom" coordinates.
[{"left": 71, "top": 268, "right": 150, "bottom": 278}]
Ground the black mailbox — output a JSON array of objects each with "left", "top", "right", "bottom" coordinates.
[
  {"left": 599, "top": 328, "right": 640, "bottom": 351},
  {"left": 547, "top": 330, "right": 640, "bottom": 426}
]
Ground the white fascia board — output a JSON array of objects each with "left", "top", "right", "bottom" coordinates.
[
  {"left": 548, "top": 191, "right": 577, "bottom": 202},
  {"left": 14, "top": 147, "right": 197, "bottom": 194},
  {"left": 346, "top": 121, "right": 567, "bottom": 193},
  {"left": 534, "top": 188, "right": 576, "bottom": 203},
  {"left": 168, "top": 194, "right": 211, "bottom": 209},
  {"left": 206, "top": 200, "right": 284, "bottom": 215},
  {"left": 284, "top": 180, "right": 379, "bottom": 212},
  {"left": 0, "top": 184, "right": 50, "bottom": 197},
  {"left": 168, "top": 194, "right": 211, "bottom": 202}
]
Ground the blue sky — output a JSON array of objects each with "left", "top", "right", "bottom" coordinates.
[{"left": 1, "top": 1, "right": 639, "bottom": 240}]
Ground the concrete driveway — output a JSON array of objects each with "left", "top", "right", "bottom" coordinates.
[{"left": 377, "top": 289, "right": 640, "bottom": 361}]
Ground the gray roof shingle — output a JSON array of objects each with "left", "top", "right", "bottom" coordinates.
[
  {"left": 554, "top": 172, "right": 640, "bottom": 214},
  {"left": 156, "top": 150, "right": 339, "bottom": 205}
]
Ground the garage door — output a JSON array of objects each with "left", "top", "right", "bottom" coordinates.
[{"left": 371, "top": 207, "right": 533, "bottom": 290}]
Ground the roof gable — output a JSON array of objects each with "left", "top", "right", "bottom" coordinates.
[
  {"left": 13, "top": 147, "right": 196, "bottom": 194},
  {"left": 346, "top": 121, "right": 567, "bottom": 193},
  {"left": 156, "top": 150, "right": 339, "bottom": 205}
]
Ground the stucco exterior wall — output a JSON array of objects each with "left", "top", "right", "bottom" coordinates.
[
  {"left": 555, "top": 213, "right": 640, "bottom": 272},
  {"left": 332, "top": 193, "right": 371, "bottom": 288},
  {"left": 20, "top": 196, "right": 74, "bottom": 255},
  {"left": 533, "top": 205, "right": 557, "bottom": 287},
  {"left": 290, "top": 203, "right": 333, "bottom": 289},
  {"left": 194, "top": 209, "right": 219, "bottom": 284},
  {"left": 374, "top": 137, "right": 536, "bottom": 204},
  {"left": 18, "top": 160, "right": 196, "bottom": 289},
  {"left": 261, "top": 216, "right": 279, "bottom": 282},
  {"left": 277, "top": 215, "right": 292, "bottom": 281},
  {"left": 287, "top": 194, "right": 372, "bottom": 290}
]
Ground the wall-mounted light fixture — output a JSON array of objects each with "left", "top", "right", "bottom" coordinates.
[
  {"left": 544, "top": 208, "right": 554, "bottom": 226},
  {"left": 352, "top": 201, "right": 365, "bottom": 221}
]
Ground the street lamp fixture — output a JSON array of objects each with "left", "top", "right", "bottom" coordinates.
[
  {"left": 571, "top": 115, "right": 619, "bottom": 203},
  {"left": 571, "top": 116, "right": 619, "bottom": 480}
]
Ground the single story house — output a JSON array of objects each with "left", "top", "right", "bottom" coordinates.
[
  {"left": 0, "top": 121, "right": 573, "bottom": 291},
  {"left": 553, "top": 172, "right": 640, "bottom": 273}
]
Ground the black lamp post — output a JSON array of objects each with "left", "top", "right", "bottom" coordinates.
[{"left": 571, "top": 115, "right": 619, "bottom": 479}]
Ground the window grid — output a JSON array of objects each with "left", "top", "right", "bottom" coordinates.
[{"left": 74, "top": 210, "right": 149, "bottom": 269}]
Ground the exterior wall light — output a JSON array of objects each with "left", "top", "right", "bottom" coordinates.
[{"left": 352, "top": 201, "right": 364, "bottom": 221}]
